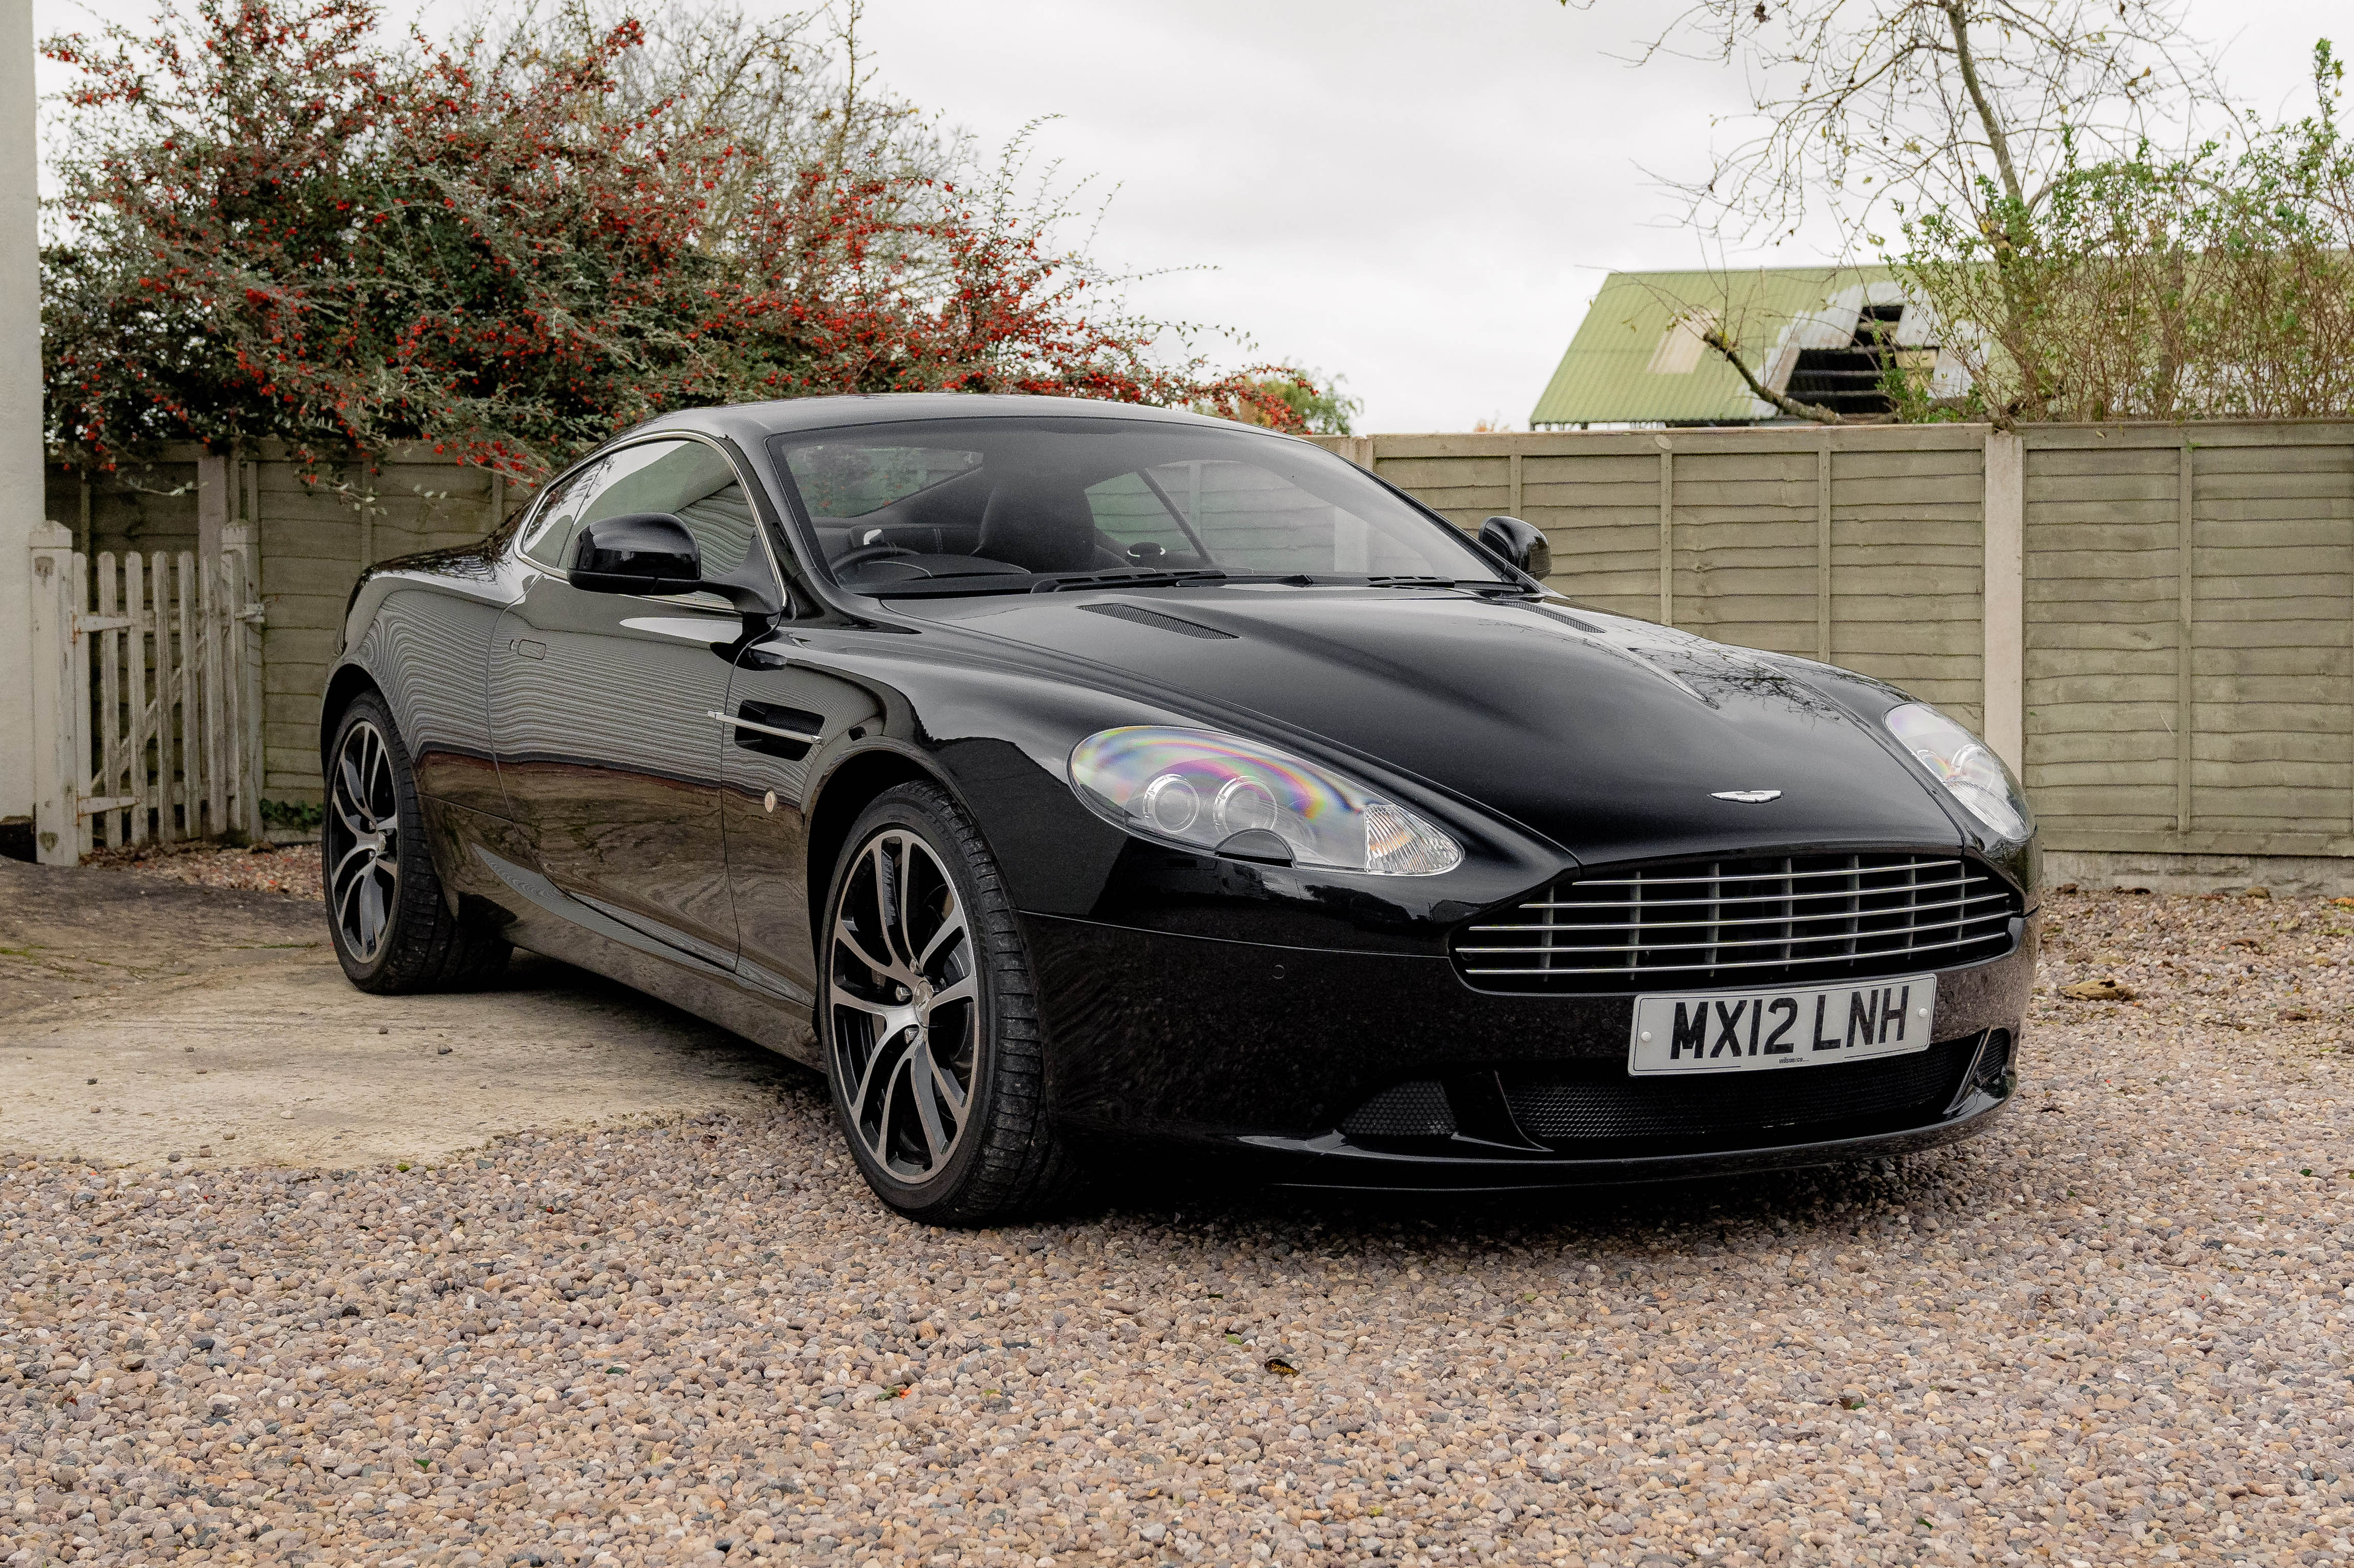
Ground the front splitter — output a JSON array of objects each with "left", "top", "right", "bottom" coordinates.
[{"left": 1178, "top": 1087, "right": 2012, "bottom": 1192}]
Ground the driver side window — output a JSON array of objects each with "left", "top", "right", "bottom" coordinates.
[
  {"left": 517, "top": 458, "right": 615, "bottom": 569},
  {"left": 518, "top": 440, "right": 766, "bottom": 582}
]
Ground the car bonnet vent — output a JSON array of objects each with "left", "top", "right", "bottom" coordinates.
[{"left": 1077, "top": 603, "right": 1236, "bottom": 639}]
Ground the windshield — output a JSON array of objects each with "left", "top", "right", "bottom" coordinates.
[{"left": 767, "top": 416, "right": 1515, "bottom": 595}]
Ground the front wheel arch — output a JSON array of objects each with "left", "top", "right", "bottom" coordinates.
[{"left": 803, "top": 746, "right": 959, "bottom": 955}]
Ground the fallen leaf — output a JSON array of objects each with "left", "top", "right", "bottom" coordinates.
[{"left": 2060, "top": 978, "right": 2136, "bottom": 1001}]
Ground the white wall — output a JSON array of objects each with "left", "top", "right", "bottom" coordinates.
[{"left": 1, "top": 0, "right": 41, "bottom": 823}]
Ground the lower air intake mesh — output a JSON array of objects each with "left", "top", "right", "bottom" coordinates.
[
  {"left": 1969, "top": 1029, "right": 2014, "bottom": 1091},
  {"left": 1340, "top": 1079, "right": 1457, "bottom": 1139},
  {"left": 1503, "top": 1037, "right": 1979, "bottom": 1147}
]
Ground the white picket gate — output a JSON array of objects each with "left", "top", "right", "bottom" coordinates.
[{"left": 28, "top": 522, "right": 266, "bottom": 864}]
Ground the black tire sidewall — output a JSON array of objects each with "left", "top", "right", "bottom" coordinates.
[
  {"left": 819, "top": 786, "right": 1015, "bottom": 1218},
  {"left": 323, "top": 693, "right": 432, "bottom": 988}
]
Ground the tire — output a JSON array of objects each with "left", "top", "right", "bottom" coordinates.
[
  {"left": 323, "top": 692, "right": 511, "bottom": 993},
  {"left": 819, "top": 781, "right": 1085, "bottom": 1224}
]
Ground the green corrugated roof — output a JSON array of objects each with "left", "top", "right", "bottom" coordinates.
[{"left": 1529, "top": 266, "right": 1900, "bottom": 426}]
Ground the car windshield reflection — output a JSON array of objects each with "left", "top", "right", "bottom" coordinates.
[{"left": 768, "top": 416, "right": 1516, "bottom": 595}]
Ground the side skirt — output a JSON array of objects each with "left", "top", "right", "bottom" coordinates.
[
  {"left": 425, "top": 797, "right": 820, "bottom": 1070},
  {"left": 507, "top": 904, "right": 822, "bottom": 1071}
]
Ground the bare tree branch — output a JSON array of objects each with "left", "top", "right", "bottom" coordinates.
[
  {"left": 1700, "top": 327, "right": 1845, "bottom": 422},
  {"left": 1572, "top": 0, "right": 2224, "bottom": 252}
]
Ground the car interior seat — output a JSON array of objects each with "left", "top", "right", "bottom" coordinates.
[{"left": 974, "top": 473, "right": 1113, "bottom": 574}]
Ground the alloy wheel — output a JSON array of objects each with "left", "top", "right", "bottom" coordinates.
[
  {"left": 327, "top": 717, "right": 402, "bottom": 965},
  {"left": 827, "top": 829, "right": 979, "bottom": 1185}
]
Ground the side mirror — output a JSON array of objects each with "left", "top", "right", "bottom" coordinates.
[
  {"left": 569, "top": 513, "right": 702, "bottom": 595},
  {"left": 1478, "top": 515, "right": 1552, "bottom": 579}
]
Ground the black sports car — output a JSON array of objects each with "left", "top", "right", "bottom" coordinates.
[{"left": 323, "top": 395, "right": 2039, "bottom": 1222}]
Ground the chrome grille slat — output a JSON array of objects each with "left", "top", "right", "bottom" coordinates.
[
  {"left": 1452, "top": 851, "right": 2020, "bottom": 993},
  {"left": 1571, "top": 860, "right": 1962, "bottom": 887},
  {"left": 1507, "top": 872, "right": 1986, "bottom": 907},
  {"left": 1459, "top": 909, "right": 2012, "bottom": 955},
  {"left": 1464, "top": 888, "right": 2009, "bottom": 933},
  {"left": 1464, "top": 930, "right": 2004, "bottom": 976}
]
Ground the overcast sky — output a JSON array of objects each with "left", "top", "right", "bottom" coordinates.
[{"left": 33, "top": 0, "right": 2351, "bottom": 430}]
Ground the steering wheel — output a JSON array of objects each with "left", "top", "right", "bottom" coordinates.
[{"left": 831, "top": 541, "right": 918, "bottom": 573}]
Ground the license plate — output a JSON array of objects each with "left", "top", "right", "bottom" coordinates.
[{"left": 1629, "top": 976, "right": 1938, "bottom": 1076}]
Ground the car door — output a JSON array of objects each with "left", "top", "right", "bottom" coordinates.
[
  {"left": 719, "top": 629, "right": 885, "bottom": 1003},
  {"left": 490, "top": 436, "right": 772, "bottom": 965}
]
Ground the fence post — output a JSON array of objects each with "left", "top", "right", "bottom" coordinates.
[
  {"left": 29, "top": 522, "right": 78, "bottom": 863},
  {"left": 96, "top": 552, "right": 120, "bottom": 848},
  {"left": 150, "top": 552, "right": 178, "bottom": 843},
  {"left": 199, "top": 550, "right": 226, "bottom": 837},
  {"left": 67, "top": 552, "right": 92, "bottom": 859},
  {"left": 176, "top": 552, "right": 200, "bottom": 837},
  {"left": 2176, "top": 440, "right": 2195, "bottom": 834},
  {"left": 1982, "top": 430, "right": 2025, "bottom": 774},
  {"left": 224, "top": 523, "right": 265, "bottom": 840},
  {"left": 1656, "top": 435, "right": 1675, "bottom": 628},
  {"left": 1817, "top": 434, "right": 1834, "bottom": 663},
  {"left": 125, "top": 550, "right": 149, "bottom": 846}
]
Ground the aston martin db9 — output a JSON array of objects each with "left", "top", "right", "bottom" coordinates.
[{"left": 322, "top": 395, "right": 2038, "bottom": 1222}]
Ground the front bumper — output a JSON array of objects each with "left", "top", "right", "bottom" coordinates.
[{"left": 1024, "top": 909, "right": 2036, "bottom": 1188}]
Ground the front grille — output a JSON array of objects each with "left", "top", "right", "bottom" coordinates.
[
  {"left": 1504, "top": 1036, "right": 1980, "bottom": 1150},
  {"left": 1453, "top": 852, "right": 2019, "bottom": 994}
]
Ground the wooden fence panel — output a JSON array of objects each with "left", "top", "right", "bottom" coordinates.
[
  {"left": 1830, "top": 442, "right": 1984, "bottom": 729},
  {"left": 1319, "top": 419, "right": 2354, "bottom": 863},
  {"left": 246, "top": 451, "right": 510, "bottom": 801},
  {"left": 49, "top": 422, "right": 2354, "bottom": 857}
]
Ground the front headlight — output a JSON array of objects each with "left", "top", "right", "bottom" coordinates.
[
  {"left": 1886, "top": 703, "right": 2031, "bottom": 842},
  {"left": 1069, "top": 725, "right": 1464, "bottom": 875}
]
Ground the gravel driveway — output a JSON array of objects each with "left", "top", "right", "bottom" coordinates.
[{"left": 5, "top": 874, "right": 2352, "bottom": 1568}]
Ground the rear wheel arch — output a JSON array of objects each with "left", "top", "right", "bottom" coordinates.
[
  {"left": 319, "top": 664, "right": 387, "bottom": 773},
  {"left": 322, "top": 689, "right": 510, "bottom": 992}
]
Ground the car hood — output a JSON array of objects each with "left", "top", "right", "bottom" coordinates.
[{"left": 905, "top": 587, "right": 1968, "bottom": 866}]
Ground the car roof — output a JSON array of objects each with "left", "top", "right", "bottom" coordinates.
[{"left": 636, "top": 393, "right": 1272, "bottom": 447}]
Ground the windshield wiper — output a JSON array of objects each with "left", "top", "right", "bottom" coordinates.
[
  {"left": 857, "top": 567, "right": 1234, "bottom": 599},
  {"left": 1027, "top": 568, "right": 1230, "bottom": 592},
  {"left": 1362, "top": 574, "right": 1535, "bottom": 595}
]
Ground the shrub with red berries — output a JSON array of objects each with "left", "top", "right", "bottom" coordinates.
[{"left": 42, "top": 0, "right": 1321, "bottom": 481}]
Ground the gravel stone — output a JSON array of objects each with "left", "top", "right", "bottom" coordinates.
[{"left": 4, "top": 886, "right": 2351, "bottom": 1566}]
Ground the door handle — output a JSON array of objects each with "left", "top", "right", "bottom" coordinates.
[{"left": 707, "top": 710, "right": 822, "bottom": 746}]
